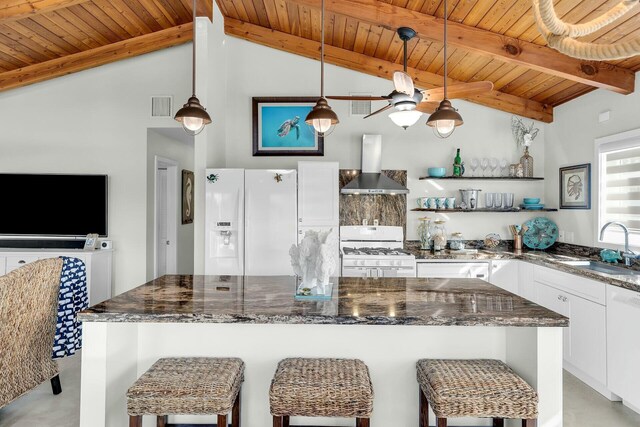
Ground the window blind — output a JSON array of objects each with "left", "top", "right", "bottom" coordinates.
[{"left": 602, "top": 146, "right": 640, "bottom": 232}]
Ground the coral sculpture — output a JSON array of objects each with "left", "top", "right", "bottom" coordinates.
[{"left": 290, "top": 228, "right": 337, "bottom": 295}]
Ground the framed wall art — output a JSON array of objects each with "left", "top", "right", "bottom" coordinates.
[
  {"left": 252, "top": 97, "right": 324, "bottom": 156},
  {"left": 182, "top": 170, "right": 194, "bottom": 224},
  {"left": 560, "top": 163, "right": 591, "bottom": 209}
]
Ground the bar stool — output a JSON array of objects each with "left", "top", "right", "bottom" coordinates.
[
  {"left": 269, "top": 358, "right": 374, "bottom": 427},
  {"left": 416, "top": 359, "right": 538, "bottom": 427},
  {"left": 127, "top": 357, "right": 244, "bottom": 427}
]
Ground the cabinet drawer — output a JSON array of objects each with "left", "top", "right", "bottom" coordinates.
[
  {"left": 6, "top": 255, "right": 39, "bottom": 273},
  {"left": 417, "top": 262, "right": 489, "bottom": 279},
  {"left": 533, "top": 265, "right": 606, "bottom": 305}
]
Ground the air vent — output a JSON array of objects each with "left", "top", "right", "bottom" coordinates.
[
  {"left": 350, "top": 93, "right": 372, "bottom": 117},
  {"left": 151, "top": 96, "right": 173, "bottom": 118}
]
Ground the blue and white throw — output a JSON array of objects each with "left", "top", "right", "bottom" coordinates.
[{"left": 52, "top": 257, "right": 88, "bottom": 359}]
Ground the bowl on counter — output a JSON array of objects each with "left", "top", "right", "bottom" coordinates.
[
  {"left": 523, "top": 197, "right": 541, "bottom": 205},
  {"left": 428, "top": 167, "right": 447, "bottom": 177}
]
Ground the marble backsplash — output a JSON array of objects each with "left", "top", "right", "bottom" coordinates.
[{"left": 339, "top": 170, "right": 407, "bottom": 235}]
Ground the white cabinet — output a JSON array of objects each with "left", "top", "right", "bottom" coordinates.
[
  {"left": 417, "top": 262, "right": 489, "bottom": 280},
  {"left": 518, "top": 262, "right": 535, "bottom": 301},
  {"left": 297, "top": 161, "right": 339, "bottom": 227},
  {"left": 5, "top": 255, "right": 39, "bottom": 273},
  {"left": 533, "top": 266, "right": 608, "bottom": 396},
  {"left": 607, "top": 286, "right": 640, "bottom": 410},
  {"left": 0, "top": 250, "right": 112, "bottom": 306},
  {"left": 489, "top": 260, "right": 519, "bottom": 294}
]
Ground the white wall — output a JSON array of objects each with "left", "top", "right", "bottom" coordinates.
[
  {"left": 545, "top": 73, "right": 640, "bottom": 248},
  {"left": 217, "top": 35, "right": 548, "bottom": 240},
  {"left": 0, "top": 45, "right": 192, "bottom": 295},
  {"left": 146, "top": 129, "right": 195, "bottom": 280}
]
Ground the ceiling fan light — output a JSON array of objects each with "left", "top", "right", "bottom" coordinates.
[
  {"left": 426, "top": 99, "right": 463, "bottom": 138},
  {"left": 174, "top": 95, "right": 212, "bottom": 135},
  {"left": 389, "top": 110, "right": 422, "bottom": 129},
  {"left": 305, "top": 97, "right": 339, "bottom": 135}
]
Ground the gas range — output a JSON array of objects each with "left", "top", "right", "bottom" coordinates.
[{"left": 340, "top": 226, "right": 416, "bottom": 278}]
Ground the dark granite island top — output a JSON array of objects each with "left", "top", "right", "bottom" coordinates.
[{"left": 79, "top": 275, "right": 568, "bottom": 327}]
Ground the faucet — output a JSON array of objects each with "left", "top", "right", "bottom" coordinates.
[{"left": 599, "top": 221, "right": 639, "bottom": 266}]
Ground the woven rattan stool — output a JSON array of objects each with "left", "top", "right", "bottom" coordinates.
[
  {"left": 127, "top": 357, "right": 244, "bottom": 427},
  {"left": 269, "top": 358, "right": 374, "bottom": 427},
  {"left": 416, "top": 359, "right": 538, "bottom": 427}
]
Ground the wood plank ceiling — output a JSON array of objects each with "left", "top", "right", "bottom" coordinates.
[{"left": 0, "top": 1, "right": 638, "bottom": 122}]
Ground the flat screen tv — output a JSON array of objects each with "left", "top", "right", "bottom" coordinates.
[{"left": 0, "top": 174, "right": 108, "bottom": 237}]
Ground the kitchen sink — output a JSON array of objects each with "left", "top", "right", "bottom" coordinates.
[{"left": 558, "top": 260, "right": 638, "bottom": 276}]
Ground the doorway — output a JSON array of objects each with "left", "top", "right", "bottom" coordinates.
[{"left": 154, "top": 156, "right": 178, "bottom": 278}]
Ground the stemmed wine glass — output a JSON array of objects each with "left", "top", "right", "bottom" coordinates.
[
  {"left": 480, "top": 158, "right": 489, "bottom": 177},
  {"left": 470, "top": 158, "right": 480, "bottom": 177},
  {"left": 499, "top": 159, "right": 509, "bottom": 177},
  {"left": 489, "top": 158, "right": 499, "bottom": 177}
]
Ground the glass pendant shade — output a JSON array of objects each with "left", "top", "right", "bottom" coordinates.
[
  {"left": 174, "top": 96, "right": 212, "bottom": 135},
  {"left": 427, "top": 99, "right": 463, "bottom": 138},
  {"left": 305, "top": 97, "right": 339, "bottom": 135},
  {"left": 389, "top": 110, "right": 422, "bottom": 129},
  {"left": 393, "top": 71, "right": 415, "bottom": 96}
]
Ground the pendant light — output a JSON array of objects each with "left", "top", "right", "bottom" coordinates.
[
  {"left": 305, "top": 0, "right": 339, "bottom": 135},
  {"left": 174, "top": 0, "right": 212, "bottom": 135},
  {"left": 426, "top": 0, "right": 463, "bottom": 138}
]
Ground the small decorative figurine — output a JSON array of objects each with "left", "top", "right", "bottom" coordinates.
[
  {"left": 206, "top": 173, "right": 218, "bottom": 183},
  {"left": 600, "top": 249, "right": 622, "bottom": 264}
]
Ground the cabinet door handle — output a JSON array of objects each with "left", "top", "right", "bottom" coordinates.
[{"left": 18, "top": 260, "right": 26, "bottom": 264}]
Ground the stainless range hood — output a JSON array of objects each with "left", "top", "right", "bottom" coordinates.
[{"left": 341, "top": 135, "right": 409, "bottom": 195}]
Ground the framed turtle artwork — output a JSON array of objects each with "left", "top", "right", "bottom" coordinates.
[
  {"left": 252, "top": 97, "right": 324, "bottom": 156},
  {"left": 559, "top": 163, "right": 591, "bottom": 209}
]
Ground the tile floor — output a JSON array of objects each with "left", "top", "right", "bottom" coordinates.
[{"left": 1, "top": 355, "right": 640, "bottom": 427}]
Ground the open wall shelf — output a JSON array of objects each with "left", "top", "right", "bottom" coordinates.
[
  {"left": 418, "top": 176, "right": 545, "bottom": 181},
  {"left": 411, "top": 208, "right": 558, "bottom": 213}
]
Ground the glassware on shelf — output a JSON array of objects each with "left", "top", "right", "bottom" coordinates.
[
  {"left": 509, "top": 164, "right": 518, "bottom": 177},
  {"left": 417, "top": 217, "right": 431, "bottom": 250},
  {"left": 485, "top": 192, "right": 494, "bottom": 209},
  {"left": 520, "top": 147, "right": 534, "bottom": 177},
  {"left": 500, "top": 159, "right": 509, "bottom": 176},
  {"left": 450, "top": 232, "right": 465, "bottom": 251},
  {"left": 469, "top": 158, "right": 479, "bottom": 177},
  {"left": 489, "top": 157, "right": 499, "bottom": 177},
  {"left": 480, "top": 158, "right": 489, "bottom": 177},
  {"left": 503, "top": 193, "right": 514, "bottom": 209},
  {"left": 430, "top": 220, "right": 448, "bottom": 251},
  {"left": 494, "top": 193, "right": 503, "bottom": 209}
]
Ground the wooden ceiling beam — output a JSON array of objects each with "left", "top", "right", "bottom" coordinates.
[
  {"left": 0, "top": 0, "right": 89, "bottom": 23},
  {"left": 0, "top": 23, "right": 192, "bottom": 93},
  {"left": 291, "top": 0, "right": 635, "bottom": 95},
  {"left": 224, "top": 18, "right": 553, "bottom": 122},
  {"left": 195, "top": 0, "right": 213, "bottom": 21}
]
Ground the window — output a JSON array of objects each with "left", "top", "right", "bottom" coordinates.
[{"left": 596, "top": 129, "right": 640, "bottom": 248}]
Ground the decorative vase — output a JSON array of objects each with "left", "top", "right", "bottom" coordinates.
[
  {"left": 417, "top": 218, "right": 431, "bottom": 250},
  {"left": 520, "top": 147, "right": 534, "bottom": 177}
]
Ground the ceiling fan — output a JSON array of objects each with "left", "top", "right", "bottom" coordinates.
[{"left": 327, "top": 24, "right": 494, "bottom": 130}]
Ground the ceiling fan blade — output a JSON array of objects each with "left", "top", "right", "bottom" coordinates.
[
  {"left": 421, "top": 81, "right": 494, "bottom": 102},
  {"left": 364, "top": 104, "right": 393, "bottom": 119},
  {"left": 415, "top": 102, "right": 441, "bottom": 114},
  {"left": 393, "top": 71, "right": 415, "bottom": 96},
  {"left": 326, "top": 95, "right": 389, "bottom": 101}
]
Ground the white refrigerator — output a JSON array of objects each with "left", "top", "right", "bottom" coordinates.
[{"left": 205, "top": 168, "right": 298, "bottom": 276}]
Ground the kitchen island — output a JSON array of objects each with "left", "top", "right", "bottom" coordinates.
[{"left": 79, "top": 275, "right": 567, "bottom": 427}]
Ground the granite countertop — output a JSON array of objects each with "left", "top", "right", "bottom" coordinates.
[
  {"left": 405, "top": 241, "right": 640, "bottom": 293},
  {"left": 78, "top": 275, "right": 568, "bottom": 327}
]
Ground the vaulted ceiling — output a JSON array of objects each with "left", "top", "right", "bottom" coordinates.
[{"left": 1, "top": 0, "right": 639, "bottom": 123}]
